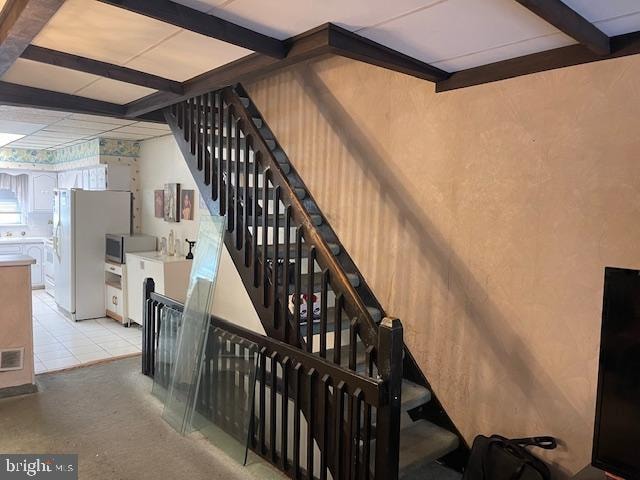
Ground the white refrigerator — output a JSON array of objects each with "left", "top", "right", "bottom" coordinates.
[{"left": 53, "top": 189, "right": 132, "bottom": 321}]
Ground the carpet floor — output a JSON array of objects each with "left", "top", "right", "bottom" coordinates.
[{"left": 0, "top": 357, "right": 282, "bottom": 480}]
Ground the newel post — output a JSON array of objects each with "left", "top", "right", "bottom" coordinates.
[
  {"left": 142, "top": 277, "right": 155, "bottom": 376},
  {"left": 375, "top": 317, "right": 403, "bottom": 480}
]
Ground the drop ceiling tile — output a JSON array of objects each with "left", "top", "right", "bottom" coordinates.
[
  {"left": 0, "top": 106, "right": 70, "bottom": 124},
  {"left": 0, "top": 120, "right": 47, "bottom": 135},
  {"left": 108, "top": 126, "right": 167, "bottom": 136},
  {"left": 561, "top": 0, "right": 640, "bottom": 23},
  {"left": 594, "top": 12, "right": 640, "bottom": 36},
  {"left": 359, "top": 0, "right": 573, "bottom": 67},
  {"left": 1, "top": 58, "right": 98, "bottom": 94},
  {"left": 125, "top": 30, "right": 250, "bottom": 81},
  {"left": 210, "top": 0, "right": 444, "bottom": 39},
  {"left": 131, "top": 121, "right": 171, "bottom": 131},
  {"left": 43, "top": 125, "right": 105, "bottom": 135},
  {"left": 431, "top": 32, "right": 575, "bottom": 71},
  {"left": 67, "top": 113, "right": 136, "bottom": 126},
  {"left": 32, "top": 0, "right": 180, "bottom": 65},
  {"left": 74, "top": 78, "right": 156, "bottom": 104},
  {"left": 102, "top": 132, "right": 155, "bottom": 140},
  {"left": 53, "top": 118, "right": 125, "bottom": 131}
]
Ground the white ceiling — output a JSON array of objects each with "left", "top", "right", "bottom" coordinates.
[
  {"left": 0, "top": 0, "right": 639, "bottom": 149},
  {"left": 1, "top": 0, "right": 638, "bottom": 102},
  {"left": 0, "top": 106, "right": 170, "bottom": 150}
]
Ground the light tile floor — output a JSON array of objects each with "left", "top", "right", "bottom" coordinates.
[{"left": 32, "top": 289, "right": 142, "bottom": 374}]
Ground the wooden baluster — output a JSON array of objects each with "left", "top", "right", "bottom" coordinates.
[
  {"left": 320, "top": 270, "right": 329, "bottom": 358},
  {"left": 306, "top": 246, "right": 316, "bottom": 353},
  {"left": 211, "top": 92, "right": 218, "bottom": 201},
  {"left": 211, "top": 331, "right": 219, "bottom": 420},
  {"left": 195, "top": 95, "right": 202, "bottom": 166},
  {"left": 224, "top": 339, "right": 233, "bottom": 431},
  {"left": 271, "top": 186, "right": 280, "bottom": 330},
  {"left": 334, "top": 381, "right": 346, "bottom": 480},
  {"left": 307, "top": 368, "right": 316, "bottom": 480},
  {"left": 363, "top": 346, "right": 374, "bottom": 480},
  {"left": 177, "top": 101, "right": 183, "bottom": 129},
  {"left": 261, "top": 169, "right": 270, "bottom": 307},
  {"left": 320, "top": 374, "right": 330, "bottom": 480},
  {"left": 351, "top": 390, "right": 363, "bottom": 480},
  {"left": 270, "top": 352, "right": 278, "bottom": 462},
  {"left": 251, "top": 155, "right": 260, "bottom": 287},
  {"left": 280, "top": 356, "right": 290, "bottom": 472},
  {"left": 225, "top": 107, "right": 233, "bottom": 230},
  {"left": 349, "top": 319, "right": 358, "bottom": 371},
  {"left": 346, "top": 392, "right": 354, "bottom": 480},
  {"left": 333, "top": 294, "right": 344, "bottom": 366},
  {"left": 259, "top": 347, "right": 267, "bottom": 454},
  {"left": 294, "top": 229, "right": 302, "bottom": 343},
  {"left": 293, "top": 363, "right": 302, "bottom": 480},
  {"left": 231, "top": 115, "right": 240, "bottom": 239},
  {"left": 203, "top": 93, "right": 211, "bottom": 185},
  {"left": 184, "top": 99, "right": 190, "bottom": 143},
  {"left": 217, "top": 96, "right": 225, "bottom": 215},
  {"left": 191, "top": 96, "right": 197, "bottom": 155},
  {"left": 282, "top": 207, "right": 291, "bottom": 343},
  {"left": 243, "top": 139, "right": 251, "bottom": 267}
]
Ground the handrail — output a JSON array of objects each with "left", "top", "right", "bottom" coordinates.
[
  {"left": 148, "top": 290, "right": 387, "bottom": 407},
  {"left": 219, "top": 85, "right": 382, "bottom": 353}
]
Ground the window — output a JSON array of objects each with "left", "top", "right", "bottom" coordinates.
[{"left": 0, "top": 189, "right": 23, "bottom": 225}]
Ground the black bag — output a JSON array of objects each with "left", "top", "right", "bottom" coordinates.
[{"left": 462, "top": 435, "right": 557, "bottom": 480}]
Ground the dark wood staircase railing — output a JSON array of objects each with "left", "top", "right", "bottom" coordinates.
[
  {"left": 161, "top": 83, "right": 469, "bottom": 479},
  {"left": 143, "top": 283, "right": 403, "bottom": 480}
]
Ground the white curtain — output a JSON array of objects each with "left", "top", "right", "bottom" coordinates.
[{"left": 0, "top": 172, "right": 29, "bottom": 212}]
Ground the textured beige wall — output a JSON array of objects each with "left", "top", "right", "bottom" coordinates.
[{"left": 246, "top": 54, "right": 640, "bottom": 477}]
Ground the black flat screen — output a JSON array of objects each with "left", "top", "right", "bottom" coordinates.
[{"left": 593, "top": 267, "right": 640, "bottom": 479}]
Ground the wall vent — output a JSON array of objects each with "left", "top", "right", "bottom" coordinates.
[{"left": 0, "top": 348, "right": 24, "bottom": 371}]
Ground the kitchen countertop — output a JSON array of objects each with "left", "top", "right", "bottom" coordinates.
[
  {"left": 0, "top": 237, "right": 49, "bottom": 244},
  {"left": 0, "top": 255, "right": 36, "bottom": 267},
  {"left": 127, "top": 251, "right": 192, "bottom": 263}
]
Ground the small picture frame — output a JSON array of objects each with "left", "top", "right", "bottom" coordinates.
[
  {"left": 181, "top": 189, "right": 195, "bottom": 221},
  {"left": 164, "top": 183, "right": 180, "bottom": 222},
  {"left": 154, "top": 190, "right": 164, "bottom": 218}
]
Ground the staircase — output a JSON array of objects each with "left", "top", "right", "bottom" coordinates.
[{"left": 162, "top": 84, "right": 467, "bottom": 479}]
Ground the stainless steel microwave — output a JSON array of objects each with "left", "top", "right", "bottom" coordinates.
[{"left": 106, "top": 234, "right": 156, "bottom": 264}]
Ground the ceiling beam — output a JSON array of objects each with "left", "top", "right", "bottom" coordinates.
[
  {"left": 0, "top": 80, "right": 165, "bottom": 122},
  {"left": 326, "top": 24, "right": 449, "bottom": 83},
  {"left": 21, "top": 45, "right": 184, "bottom": 94},
  {"left": 125, "top": 23, "right": 449, "bottom": 118},
  {"left": 514, "top": 0, "right": 610, "bottom": 55},
  {"left": 436, "top": 30, "right": 640, "bottom": 92},
  {"left": 96, "top": 0, "right": 287, "bottom": 59},
  {"left": 0, "top": 0, "right": 65, "bottom": 76}
]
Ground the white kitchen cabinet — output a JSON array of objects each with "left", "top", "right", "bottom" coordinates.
[
  {"left": 105, "top": 283, "right": 124, "bottom": 320},
  {"left": 0, "top": 241, "right": 45, "bottom": 288},
  {"left": 24, "top": 243, "right": 44, "bottom": 288},
  {"left": 30, "top": 172, "right": 57, "bottom": 212},
  {"left": 57, "top": 165, "right": 131, "bottom": 192},
  {"left": 126, "top": 252, "right": 192, "bottom": 326}
]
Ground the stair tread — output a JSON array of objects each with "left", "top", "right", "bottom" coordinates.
[
  {"left": 401, "top": 380, "right": 432, "bottom": 412},
  {"left": 398, "top": 420, "right": 459, "bottom": 477}
]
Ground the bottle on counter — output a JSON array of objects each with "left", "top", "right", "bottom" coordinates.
[{"left": 168, "top": 229, "right": 175, "bottom": 256}]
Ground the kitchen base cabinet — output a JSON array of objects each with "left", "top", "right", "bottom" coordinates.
[
  {"left": 0, "top": 241, "right": 45, "bottom": 288},
  {"left": 125, "top": 252, "right": 192, "bottom": 326}
]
